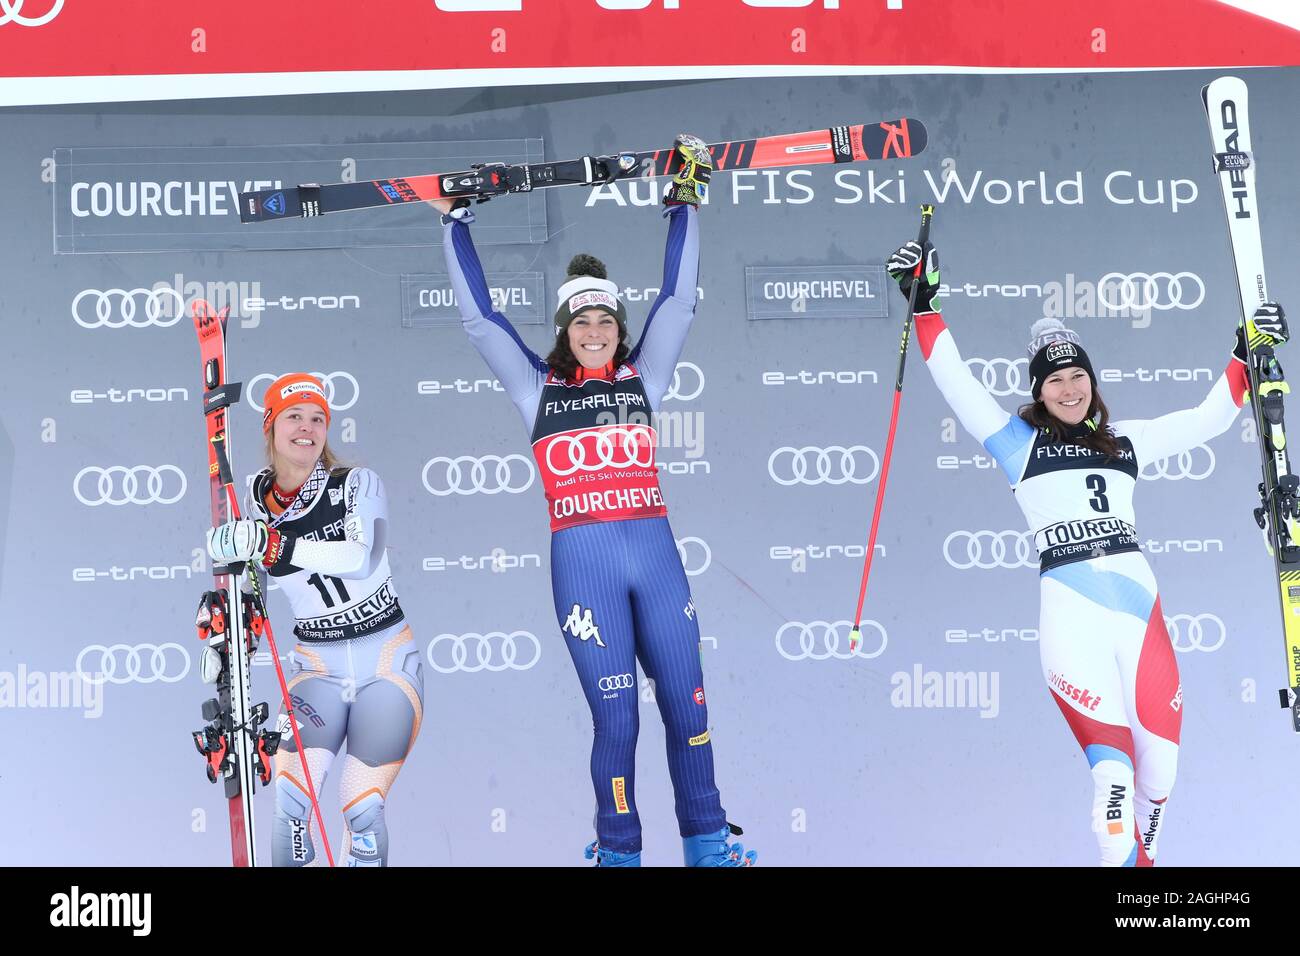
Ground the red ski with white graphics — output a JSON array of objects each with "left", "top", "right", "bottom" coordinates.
[{"left": 238, "top": 118, "right": 927, "bottom": 222}]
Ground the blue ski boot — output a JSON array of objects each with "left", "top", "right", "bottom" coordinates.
[
  {"left": 682, "top": 822, "right": 757, "bottom": 867},
  {"left": 584, "top": 841, "right": 642, "bottom": 867}
]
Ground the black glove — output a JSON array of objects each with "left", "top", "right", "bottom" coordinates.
[
  {"left": 886, "top": 240, "right": 941, "bottom": 314},
  {"left": 1233, "top": 301, "right": 1288, "bottom": 364},
  {"left": 663, "top": 134, "right": 712, "bottom": 207}
]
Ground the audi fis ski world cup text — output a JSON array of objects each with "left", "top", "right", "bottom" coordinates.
[{"left": 589, "top": 167, "right": 1198, "bottom": 213}]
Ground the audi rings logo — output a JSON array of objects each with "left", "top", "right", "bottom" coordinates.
[
  {"left": 663, "top": 362, "right": 705, "bottom": 402},
  {"left": 1164, "top": 614, "right": 1226, "bottom": 653},
  {"left": 426, "top": 631, "right": 542, "bottom": 673},
  {"left": 1139, "top": 445, "right": 1215, "bottom": 481},
  {"left": 775, "top": 620, "right": 888, "bottom": 661},
  {"left": 0, "top": 0, "right": 64, "bottom": 27},
  {"left": 599, "top": 673, "right": 635, "bottom": 692},
  {"left": 1098, "top": 272, "right": 1205, "bottom": 312},
  {"left": 966, "top": 358, "right": 1029, "bottom": 397},
  {"left": 74, "top": 465, "right": 187, "bottom": 507},
  {"left": 943, "top": 530, "right": 1036, "bottom": 570},
  {"left": 72, "top": 288, "right": 185, "bottom": 329},
  {"left": 545, "top": 428, "right": 655, "bottom": 476},
  {"left": 247, "top": 371, "right": 360, "bottom": 412},
  {"left": 675, "top": 536, "right": 712, "bottom": 576},
  {"left": 76, "top": 643, "right": 191, "bottom": 685},
  {"left": 768, "top": 446, "right": 880, "bottom": 486},
  {"left": 421, "top": 455, "right": 534, "bottom": 496}
]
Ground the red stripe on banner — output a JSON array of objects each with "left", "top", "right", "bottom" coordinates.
[{"left": 0, "top": 0, "right": 1298, "bottom": 84}]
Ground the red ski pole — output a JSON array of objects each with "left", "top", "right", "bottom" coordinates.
[{"left": 850, "top": 204, "right": 934, "bottom": 652}]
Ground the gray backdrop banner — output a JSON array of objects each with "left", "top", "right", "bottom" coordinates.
[
  {"left": 54, "top": 139, "right": 547, "bottom": 253},
  {"left": 2, "top": 70, "right": 1298, "bottom": 867}
]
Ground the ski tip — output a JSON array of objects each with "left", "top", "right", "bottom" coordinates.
[{"left": 190, "top": 298, "right": 230, "bottom": 333}]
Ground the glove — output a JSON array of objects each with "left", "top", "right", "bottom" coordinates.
[
  {"left": 886, "top": 240, "right": 941, "bottom": 315},
  {"left": 1233, "top": 301, "right": 1288, "bottom": 365},
  {"left": 207, "top": 519, "right": 290, "bottom": 568},
  {"left": 663, "top": 134, "right": 712, "bottom": 208},
  {"left": 441, "top": 200, "right": 478, "bottom": 226}
]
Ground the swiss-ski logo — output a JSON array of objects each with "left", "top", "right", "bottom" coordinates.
[
  {"left": 563, "top": 604, "right": 605, "bottom": 647},
  {"left": 263, "top": 192, "right": 286, "bottom": 217}
]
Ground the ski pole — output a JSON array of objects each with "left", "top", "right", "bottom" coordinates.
[{"left": 850, "top": 204, "right": 934, "bottom": 653}]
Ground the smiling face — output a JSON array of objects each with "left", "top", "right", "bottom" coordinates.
[
  {"left": 1039, "top": 366, "right": 1093, "bottom": 426},
  {"left": 567, "top": 308, "right": 621, "bottom": 370},
  {"left": 272, "top": 402, "right": 328, "bottom": 474}
]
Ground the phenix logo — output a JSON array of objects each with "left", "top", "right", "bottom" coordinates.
[
  {"left": 1048, "top": 670, "right": 1102, "bottom": 711},
  {"left": 563, "top": 605, "right": 605, "bottom": 647}
]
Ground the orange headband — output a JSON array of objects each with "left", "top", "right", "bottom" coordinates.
[{"left": 261, "top": 373, "right": 331, "bottom": 434}]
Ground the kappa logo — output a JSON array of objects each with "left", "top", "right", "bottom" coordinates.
[
  {"left": 563, "top": 604, "right": 605, "bottom": 648},
  {"left": 1045, "top": 342, "right": 1077, "bottom": 362}
]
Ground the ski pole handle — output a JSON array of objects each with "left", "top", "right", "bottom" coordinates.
[{"left": 914, "top": 204, "right": 934, "bottom": 268}]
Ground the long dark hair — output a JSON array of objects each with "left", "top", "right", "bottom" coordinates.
[
  {"left": 1017, "top": 388, "right": 1124, "bottom": 458},
  {"left": 545, "top": 335, "right": 630, "bottom": 382}
]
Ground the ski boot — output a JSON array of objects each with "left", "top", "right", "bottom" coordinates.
[
  {"left": 583, "top": 841, "right": 642, "bottom": 867},
  {"left": 682, "top": 822, "right": 757, "bottom": 867}
]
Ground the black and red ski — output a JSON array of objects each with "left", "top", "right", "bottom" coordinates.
[
  {"left": 190, "top": 299, "right": 335, "bottom": 866},
  {"left": 238, "top": 118, "right": 927, "bottom": 222},
  {"left": 190, "top": 300, "right": 264, "bottom": 866}
]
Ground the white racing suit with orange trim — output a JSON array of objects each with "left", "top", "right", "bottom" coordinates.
[
  {"left": 248, "top": 465, "right": 424, "bottom": 867},
  {"left": 915, "top": 311, "right": 1248, "bottom": 865}
]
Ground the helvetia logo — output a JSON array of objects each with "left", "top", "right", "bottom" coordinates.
[{"left": 1143, "top": 805, "right": 1163, "bottom": 851}]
